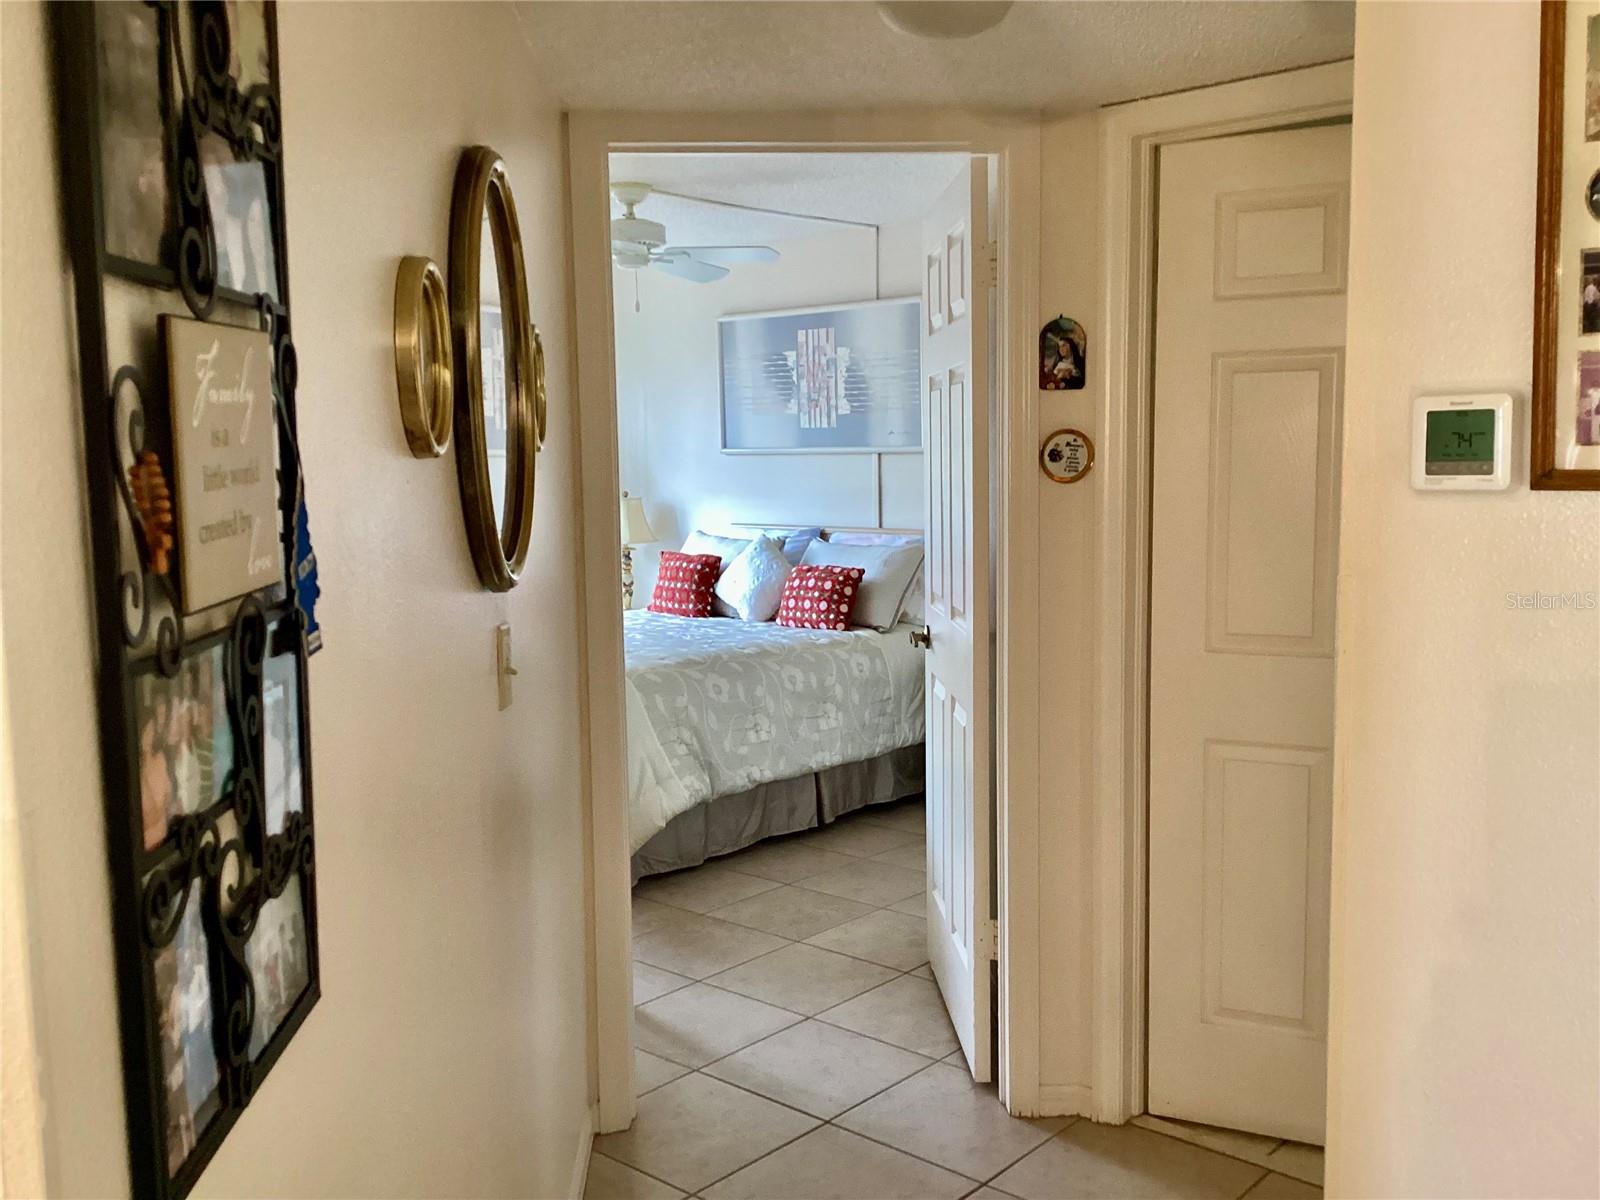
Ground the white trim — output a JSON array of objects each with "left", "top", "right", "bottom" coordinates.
[
  {"left": 571, "top": 108, "right": 1041, "bottom": 1125},
  {"left": 567, "top": 1103, "right": 597, "bottom": 1200},
  {"left": 1093, "top": 61, "right": 1354, "bottom": 1125},
  {"left": 716, "top": 294, "right": 920, "bottom": 323}
]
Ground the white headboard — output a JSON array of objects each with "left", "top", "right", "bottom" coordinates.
[{"left": 731, "top": 522, "right": 921, "bottom": 539}]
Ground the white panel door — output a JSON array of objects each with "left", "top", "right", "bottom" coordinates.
[
  {"left": 1148, "top": 124, "right": 1350, "bottom": 1145},
  {"left": 921, "top": 157, "right": 993, "bottom": 1082}
]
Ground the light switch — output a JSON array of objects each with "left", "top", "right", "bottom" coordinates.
[{"left": 495, "top": 622, "right": 516, "bottom": 710}]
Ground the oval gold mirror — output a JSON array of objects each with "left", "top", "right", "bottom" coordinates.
[{"left": 448, "top": 146, "right": 537, "bottom": 591}]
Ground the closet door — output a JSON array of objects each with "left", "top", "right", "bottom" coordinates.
[{"left": 920, "top": 156, "right": 993, "bottom": 1081}]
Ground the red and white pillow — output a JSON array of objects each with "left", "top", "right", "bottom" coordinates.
[
  {"left": 648, "top": 551, "right": 721, "bottom": 618},
  {"left": 775, "top": 564, "right": 866, "bottom": 630}
]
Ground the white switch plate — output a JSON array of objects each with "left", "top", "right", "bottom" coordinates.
[{"left": 495, "top": 623, "right": 515, "bottom": 710}]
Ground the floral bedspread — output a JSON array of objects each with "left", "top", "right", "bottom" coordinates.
[{"left": 624, "top": 610, "right": 924, "bottom": 852}]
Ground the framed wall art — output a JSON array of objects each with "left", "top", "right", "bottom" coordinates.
[
  {"left": 718, "top": 296, "right": 922, "bottom": 453},
  {"left": 1533, "top": 0, "right": 1600, "bottom": 488},
  {"left": 53, "top": 3, "right": 321, "bottom": 1197}
]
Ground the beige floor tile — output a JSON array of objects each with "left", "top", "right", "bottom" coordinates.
[
  {"left": 632, "top": 897, "right": 680, "bottom": 936},
  {"left": 634, "top": 961, "right": 694, "bottom": 1005},
  {"left": 992, "top": 1121, "right": 1267, "bottom": 1200},
  {"left": 887, "top": 894, "right": 925, "bottom": 917},
  {"left": 721, "top": 839, "right": 860, "bottom": 884},
  {"left": 818, "top": 974, "right": 959, "bottom": 1058},
  {"left": 911, "top": 964, "right": 935, "bottom": 980},
  {"left": 1242, "top": 1172, "right": 1321, "bottom": 1200},
  {"left": 806, "top": 908, "right": 928, "bottom": 970},
  {"left": 632, "top": 912, "right": 788, "bottom": 979},
  {"left": 634, "top": 982, "right": 800, "bottom": 1067},
  {"left": 710, "top": 885, "right": 875, "bottom": 941},
  {"left": 837, "top": 1062, "right": 1068, "bottom": 1179},
  {"left": 594, "top": 1073, "right": 818, "bottom": 1195},
  {"left": 805, "top": 819, "right": 922, "bottom": 859},
  {"left": 857, "top": 800, "right": 927, "bottom": 835},
  {"left": 585, "top": 1152, "right": 686, "bottom": 1199},
  {"left": 633, "top": 1048, "right": 689, "bottom": 1095},
  {"left": 702, "top": 1125, "right": 972, "bottom": 1200},
  {"left": 869, "top": 841, "right": 928, "bottom": 871},
  {"left": 635, "top": 864, "right": 781, "bottom": 914},
  {"left": 1131, "top": 1114, "right": 1282, "bottom": 1170},
  {"left": 704, "top": 1019, "right": 934, "bottom": 1118},
  {"left": 966, "top": 1190, "right": 1023, "bottom": 1200},
  {"left": 1264, "top": 1142, "right": 1324, "bottom": 1187},
  {"left": 796, "top": 859, "right": 924, "bottom": 907},
  {"left": 709, "top": 943, "right": 897, "bottom": 1016}
]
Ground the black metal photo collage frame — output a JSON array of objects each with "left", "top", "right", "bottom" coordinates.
[{"left": 52, "top": 4, "right": 320, "bottom": 1197}]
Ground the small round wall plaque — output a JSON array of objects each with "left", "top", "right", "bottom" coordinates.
[{"left": 1040, "top": 427, "right": 1094, "bottom": 483}]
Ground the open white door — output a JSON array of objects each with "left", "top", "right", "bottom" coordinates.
[
  {"left": 1147, "top": 124, "right": 1350, "bottom": 1145},
  {"left": 920, "top": 157, "right": 993, "bottom": 1082}
]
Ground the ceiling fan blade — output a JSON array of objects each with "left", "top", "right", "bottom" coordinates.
[
  {"left": 667, "top": 245, "right": 780, "bottom": 266},
  {"left": 651, "top": 255, "right": 729, "bottom": 284}
]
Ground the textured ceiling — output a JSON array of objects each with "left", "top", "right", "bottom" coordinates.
[
  {"left": 608, "top": 152, "right": 968, "bottom": 245},
  {"left": 516, "top": 1, "right": 1354, "bottom": 114}
]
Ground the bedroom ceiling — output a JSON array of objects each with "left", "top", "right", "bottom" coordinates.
[
  {"left": 516, "top": 1, "right": 1354, "bottom": 114},
  {"left": 608, "top": 152, "right": 968, "bottom": 246}
]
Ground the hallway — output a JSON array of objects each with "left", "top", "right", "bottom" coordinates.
[{"left": 586, "top": 798, "right": 1324, "bottom": 1199}]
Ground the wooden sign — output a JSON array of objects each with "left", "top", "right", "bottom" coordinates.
[
  {"left": 1041, "top": 427, "right": 1095, "bottom": 483},
  {"left": 163, "top": 315, "right": 282, "bottom": 612}
]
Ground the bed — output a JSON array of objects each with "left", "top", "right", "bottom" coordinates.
[{"left": 626, "top": 528, "right": 926, "bottom": 881}]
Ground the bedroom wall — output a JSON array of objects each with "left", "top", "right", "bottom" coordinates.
[
  {"left": 1326, "top": 4, "right": 1599, "bottom": 1195},
  {"left": 613, "top": 220, "right": 923, "bottom": 602},
  {"left": 1, "top": 3, "right": 594, "bottom": 1197}
]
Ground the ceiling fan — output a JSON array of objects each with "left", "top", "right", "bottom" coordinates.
[{"left": 610, "top": 182, "right": 779, "bottom": 283}]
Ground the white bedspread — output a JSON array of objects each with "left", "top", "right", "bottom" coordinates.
[{"left": 624, "top": 610, "right": 925, "bottom": 853}]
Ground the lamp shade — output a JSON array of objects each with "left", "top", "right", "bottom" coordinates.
[{"left": 620, "top": 495, "right": 656, "bottom": 546}]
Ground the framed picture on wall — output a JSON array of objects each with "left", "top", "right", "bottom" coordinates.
[
  {"left": 1533, "top": 0, "right": 1600, "bottom": 488},
  {"left": 718, "top": 296, "right": 922, "bottom": 453}
]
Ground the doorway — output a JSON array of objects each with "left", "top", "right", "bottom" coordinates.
[{"left": 567, "top": 114, "right": 1043, "bottom": 1135}]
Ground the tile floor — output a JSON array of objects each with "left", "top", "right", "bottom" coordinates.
[{"left": 588, "top": 796, "right": 1325, "bottom": 1200}]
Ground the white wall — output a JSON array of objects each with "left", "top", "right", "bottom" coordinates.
[
  {"left": 613, "top": 222, "right": 922, "bottom": 601},
  {"left": 1, "top": 3, "right": 594, "bottom": 1197},
  {"left": 1326, "top": 5, "right": 1599, "bottom": 1197}
]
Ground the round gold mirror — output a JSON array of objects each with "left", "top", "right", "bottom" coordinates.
[
  {"left": 448, "top": 146, "right": 537, "bottom": 591},
  {"left": 393, "top": 256, "right": 453, "bottom": 458}
]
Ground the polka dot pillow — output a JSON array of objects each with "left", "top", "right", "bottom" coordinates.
[
  {"left": 775, "top": 564, "right": 866, "bottom": 630},
  {"left": 648, "top": 551, "right": 722, "bottom": 618}
]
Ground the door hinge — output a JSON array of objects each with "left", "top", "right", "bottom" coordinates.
[
  {"left": 977, "top": 917, "right": 999, "bottom": 961},
  {"left": 976, "top": 240, "right": 999, "bottom": 291}
]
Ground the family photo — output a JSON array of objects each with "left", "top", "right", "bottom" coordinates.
[
  {"left": 247, "top": 876, "right": 311, "bottom": 1058},
  {"left": 137, "top": 646, "right": 234, "bottom": 851},
  {"left": 262, "top": 648, "right": 305, "bottom": 837},
  {"left": 155, "top": 884, "right": 221, "bottom": 1172}
]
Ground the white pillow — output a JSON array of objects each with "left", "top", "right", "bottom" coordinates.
[
  {"left": 799, "top": 540, "right": 924, "bottom": 632},
  {"left": 826, "top": 532, "right": 925, "bottom": 625},
  {"left": 679, "top": 530, "right": 750, "bottom": 616},
  {"left": 715, "top": 535, "right": 792, "bottom": 622},
  {"left": 757, "top": 526, "right": 824, "bottom": 566}
]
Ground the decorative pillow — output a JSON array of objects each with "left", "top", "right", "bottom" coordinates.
[
  {"left": 679, "top": 530, "right": 751, "bottom": 616},
  {"left": 776, "top": 564, "right": 866, "bottom": 631},
  {"left": 757, "top": 526, "right": 824, "bottom": 566},
  {"left": 799, "top": 540, "right": 924, "bottom": 632},
  {"left": 648, "top": 551, "right": 721, "bottom": 618},
  {"left": 826, "top": 532, "right": 926, "bottom": 626},
  {"left": 715, "top": 535, "right": 793, "bottom": 622}
]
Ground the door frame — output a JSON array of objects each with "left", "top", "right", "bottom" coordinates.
[
  {"left": 567, "top": 110, "right": 1042, "bottom": 1132},
  {"left": 1092, "top": 61, "right": 1354, "bottom": 1124}
]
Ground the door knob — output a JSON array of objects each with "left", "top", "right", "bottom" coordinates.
[{"left": 909, "top": 626, "right": 932, "bottom": 649}]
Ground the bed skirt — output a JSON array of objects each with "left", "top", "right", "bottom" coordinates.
[{"left": 631, "top": 744, "right": 924, "bottom": 883}]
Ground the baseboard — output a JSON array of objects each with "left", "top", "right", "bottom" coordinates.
[
  {"left": 1035, "top": 1083, "right": 1095, "bottom": 1118},
  {"left": 567, "top": 1102, "right": 597, "bottom": 1200}
]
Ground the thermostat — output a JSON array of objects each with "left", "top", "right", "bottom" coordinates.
[{"left": 1410, "top": 392, "right": 1513, "bottom": 491}]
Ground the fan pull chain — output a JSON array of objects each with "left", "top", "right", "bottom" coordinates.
[{"left": 634, "top": 270, "right": 641, "bottom": 314}]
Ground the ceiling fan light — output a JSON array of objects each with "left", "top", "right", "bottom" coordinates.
[{"left": 877, "top": 1, "right": 1013, "bottom": 39}]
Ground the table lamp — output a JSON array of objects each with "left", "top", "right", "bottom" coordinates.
[{"left": 620, "top": 491, "right": 656, "bottom": 609}]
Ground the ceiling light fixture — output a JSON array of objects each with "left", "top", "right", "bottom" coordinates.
[{"left": 877, "top": 1, "right": 1014, "bottom": 39}]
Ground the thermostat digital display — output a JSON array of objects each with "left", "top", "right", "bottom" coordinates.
[{"left": 1411, "top": 393, "right": 1513, "bottom": 491}]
